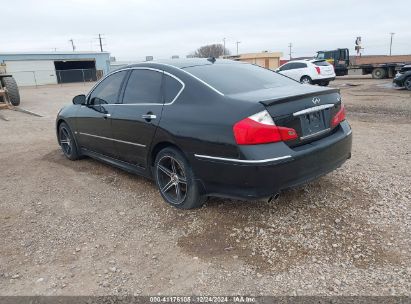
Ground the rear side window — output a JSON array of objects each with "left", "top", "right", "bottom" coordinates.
[
  {"left": 123, "top": 69, "right": 163, "bottom": 104},
  {"left": 164, "top": 74, "right": 183, "bottom": 103},
  {"left": 184, "top": 63, "right": 298, "bottom": 95},
  {"left": 89, "top": 71, "right": 127, "bottom": 104},
  {"left": 313, "top": 60, "right": 331, "bottom": 66}
]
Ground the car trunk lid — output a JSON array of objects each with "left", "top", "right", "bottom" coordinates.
[{"left": 229, "top": 85, "right": 342, "bottom": 146}]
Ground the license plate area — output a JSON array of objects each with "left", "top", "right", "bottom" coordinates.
[{"left": 299, "top": 110, "right": 329, "bottom": 140}]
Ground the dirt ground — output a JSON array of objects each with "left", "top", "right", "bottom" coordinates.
[{"left": 0, "top": 77, "right": 410, "bottom": 296}]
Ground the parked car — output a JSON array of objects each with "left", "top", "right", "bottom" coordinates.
[
  {"left": 393, "top": 65, "right": 411, "bottom": 91},
  {"left": 276, "top": 59, "right": 336, "bottom": 86},
  {"left": 56, "top": 59, "right": 352, "bottom": 209}
]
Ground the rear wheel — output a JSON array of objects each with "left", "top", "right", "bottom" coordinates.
[
  {"left": 372, "top": 68, "right": 386, "bottom": 79},
  {"left": 319, "top": 81, "right": 330, "bottom": 86},
  {"left": 155, "top": 147, "right": 206, "bottom": 209},
  {"left": 300, "top": 76, "right": 312, "bottom": 84},
  {"left": 1, "top": 77, "right": 20, "bottom": 106},
  {"left": 59, "top": 122, "right": 80, "bottom": 160},
  {"left": 404, "top": 77, "right": 411, "bottom": 91}
]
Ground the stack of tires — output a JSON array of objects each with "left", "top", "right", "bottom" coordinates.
[{"left": 0, "top": 76, "right": 20, "bottom": 106}]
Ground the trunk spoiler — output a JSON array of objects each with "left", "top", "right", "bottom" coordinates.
[{"left": 259, "top": 88, "right": 340, "bottom": 107}]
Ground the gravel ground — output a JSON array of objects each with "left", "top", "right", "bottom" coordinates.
[{"left": 0, "top": 78, "right": 410, "bottom": 296}]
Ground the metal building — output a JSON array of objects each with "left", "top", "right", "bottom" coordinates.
[{"left": 0, "top": 52, "right": 110, "bottom": 86}]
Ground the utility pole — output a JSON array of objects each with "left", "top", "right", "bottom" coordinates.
[
  {"left": 223, "top": 38, "right": 226, "bottom": 57},
  {"left": 236, "top": 41, "right": 241, "bottom": 55},
  {"left": 69, "top": 39, "right": 76, "bottom": 52},
  {"left": 288, "top": 43, "right": 292, "bottom": 60},
  {"left": 98, "top": 34, "right": 104, "bottom": 52},
  {"left": 389, "top": 33, "right": 395, "bottom": 56}
]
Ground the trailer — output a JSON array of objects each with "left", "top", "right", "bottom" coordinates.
[{"left": 315, "top": 49, "right": 411, "bottom": 79}]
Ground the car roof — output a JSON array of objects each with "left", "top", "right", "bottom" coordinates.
[{"left": 127, "top": 58, "right": 240, "bottom": 69}]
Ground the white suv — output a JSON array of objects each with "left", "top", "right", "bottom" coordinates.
[{"left": 276, "top": 59, "right": 336, "bottom": 86}]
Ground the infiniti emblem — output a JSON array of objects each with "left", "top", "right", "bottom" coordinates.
[{"left": 312, "top": 97, "right": 321, "bottom": 105}]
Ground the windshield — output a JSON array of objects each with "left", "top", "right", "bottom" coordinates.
[
  {"left": 183, "top": 63, "right": 299, "bottom": 95},
  {"left": 316, "top": 52, "right": 325, "bottom": 59}
]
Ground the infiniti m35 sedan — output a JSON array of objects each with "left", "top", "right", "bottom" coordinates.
[{"left": 56, "top": 58, "right": 352, "bottom": 209}]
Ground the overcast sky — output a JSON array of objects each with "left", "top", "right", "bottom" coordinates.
[{"left": 3, "top": 0, "right": 411, "bottom": 60}]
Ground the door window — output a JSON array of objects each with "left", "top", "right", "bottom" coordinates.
[
  {"left": 280, "top": 63, "right": 293, "bottom": 71},
  {"left": 123, "top": 69, "right": 163, "bottom": 104},
  {"left": 89, "top": 71, "right": 127, "bottom": 105}
]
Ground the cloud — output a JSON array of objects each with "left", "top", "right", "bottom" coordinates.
[{"left": 2, "top": 0, "right": 410, "bottom": 60}]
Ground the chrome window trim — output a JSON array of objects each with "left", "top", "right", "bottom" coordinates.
[
  {"left": 77, "top": 132, "right": 146, "bottom": 148},
  {"left": 293, "top": 104, "right": 335, "bottom": 116},
  {"left": 152, "top": 62, "right": 225, "bottom": 96},
  {"left": 86, "top": 67, "right": 185, "bottom": 106},
  {"left": 194, "top": 154, "right": 291, "bottom": 164}
]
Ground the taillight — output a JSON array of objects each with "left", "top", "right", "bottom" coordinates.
[
  {"left": 233, "top": 110, "right": 298, "bottom": 145},
  {"left": 331, "top": 104, "right": 346, "bottom": 127},
  {"left": 315, "top": 66, "right": 321, "bottom": 74}
]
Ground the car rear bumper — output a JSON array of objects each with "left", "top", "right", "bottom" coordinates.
[
  {"left": 312, "top": 77, "right": 335, "bottom": 84},
  {"left": 192, "top": 121, "right": 352, "bottom": 200}
]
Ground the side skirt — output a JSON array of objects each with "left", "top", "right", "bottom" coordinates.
[{"left": 80, "top": 148, "right": 153, "bottom": 179}]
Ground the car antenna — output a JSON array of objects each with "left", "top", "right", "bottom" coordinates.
[{"left": 207, "top": 57, "right": 216, "bottom": 63}]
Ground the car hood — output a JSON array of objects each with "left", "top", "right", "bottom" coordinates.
[{"left": 227, "top": 84, "right": 339, "bottom": 106}]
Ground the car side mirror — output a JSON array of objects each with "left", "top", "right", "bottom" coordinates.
[
  {"left": 275, "top": 68, "right": 280, "bottom": 72},
  {"left": 73, "top": 94, "right": 86, "bottom": 105}
]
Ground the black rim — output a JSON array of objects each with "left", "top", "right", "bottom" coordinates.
[
  {"left": 156, "top": 155, "right": 187, "bottom": 205},
  {"left": 59, "top": 126, "right": 72, "bottom": 156}
]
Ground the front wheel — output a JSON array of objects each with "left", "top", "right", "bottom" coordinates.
[
  {"left": 300, "top": 76, "right": 312, "bottom": 84},
  {"left": 154, "top": 147, "right": 206, "bottom": 209},
  {"left": 404, "top": 77, "right": 411, "bottom": 91}
]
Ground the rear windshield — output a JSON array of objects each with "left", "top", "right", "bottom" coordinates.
[
  {"left": 313, "top": 60, "right": 331, "bottom": 66},
  {"left": 183, "top": 63, "right": 299, "bottom": 94}
]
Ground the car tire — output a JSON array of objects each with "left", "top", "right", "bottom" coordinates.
[
  {"left": 372, "top": 68, "right": 386, "bottom": 79},
  {"left": 1, "top": 76, "right": 20, "bottom": 106},
  {"left": 319, "top": 81, "right": 330, "bottom": 86},
  {"left": 59, "top": 122, "right": 81, "bottom": 160},
  {"left": 300, "top": 76, "right": 312, "bottom": 84},
  {"left": 155, "top": 147, "right": 206, "bottom": 209},
  {"left": 404, "top": 77, "right": 411, "bottom": 91}
]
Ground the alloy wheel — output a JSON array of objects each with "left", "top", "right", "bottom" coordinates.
[
  {"left": 301, "top": 77, "right": 311, "bottom": 84},
  {"left": 59, "top": 126, "right": 72, "bottom": 156},
  {"left": 156, "top": 155, "right": 187, "bottom": 205},
  {"left": 405, "top": 78, "right": 411, "bottom": 90}
]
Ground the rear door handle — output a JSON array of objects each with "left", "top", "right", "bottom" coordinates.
[{"left": 142, "top": 114, "right": 157, "bottom": 120}]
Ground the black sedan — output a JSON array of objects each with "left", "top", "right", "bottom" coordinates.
[
  {"left": 393, "top": 65, "right": 411, "bottom": 91},
  {"left": 56, "top": 58, "right": 352, "bottom": 209}
]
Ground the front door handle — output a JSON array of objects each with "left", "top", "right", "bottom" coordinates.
[{"left": 142, "top": 114, "right": 157, "bottom": 121}]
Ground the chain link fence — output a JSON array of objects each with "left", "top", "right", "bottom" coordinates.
[{"left": 9, "top": 68, "right": 104, "bottom": 87}]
